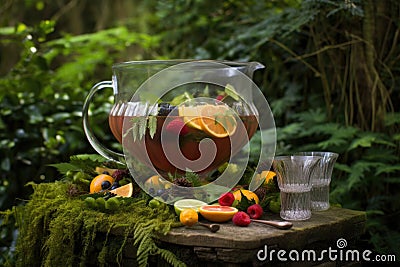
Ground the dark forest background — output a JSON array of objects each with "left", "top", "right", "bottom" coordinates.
[{"left": 0, "top": 0, "right": 399, "bottom": 262}]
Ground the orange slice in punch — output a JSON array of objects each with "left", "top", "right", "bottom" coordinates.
[
  {"left": 178, "top": 105, "right": 203, "bottom": 130},
  {"left": 199, "top": 105, "right": 237, "bottom": 138}
]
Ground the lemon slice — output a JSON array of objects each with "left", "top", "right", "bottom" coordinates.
[
  {"left": 178, "top": 106, "right": 203, "bottom": 130},
  {"left": 174, "top": 199, "right": 207, "bottom": 215},
  {"left": 199, "top": 105, "right": 237, "bottom": 138},
  {"left": 110, "top": 183, "right": 133, "bottom": 197}
]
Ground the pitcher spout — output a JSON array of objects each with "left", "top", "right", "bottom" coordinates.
[{"left": 246, "top": 61, "right": 265, "bottom": 75}]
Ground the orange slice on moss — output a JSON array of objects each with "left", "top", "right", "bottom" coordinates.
[
  {"left": 95, "top": 166, "right": 117, "bottom": 175},
  {"left": 110, "top": 183, "right": 133, "bottom": 197},
  {"left": 90, "top": 174, "right": 115, "bottom": 194},
  {"left": 199, "top": 205, "right": 238, "bottom": 222}
]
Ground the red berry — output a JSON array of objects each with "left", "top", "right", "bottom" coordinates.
[
  {"left": 166, "top": 119, "right": 189, "bottom": 136},
  {"left": 247, "top": 204, "right": 263, "bottom": 219},
  {"left": 232, "top": 211, "right": 251, "bottom": 227},
  {"left": 218, "top": 192, "right": 235, "bottom": 206},
  {"left": 216, "top": 94, "right": 225, "bottom": 101}
]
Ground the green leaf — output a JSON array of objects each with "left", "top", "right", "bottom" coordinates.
[
  {"left": 334, "top": 163, "right": 352, "bottom": 173},
  {"left": 376, "top": 165, "right": 400, "bottom": 176},
  {"left": 48, "top": 162, "right": 77, "bottom": 174},
  {"left": 170, "top": 92, "right": 193, "bottom": 106},
  {"left": 384, "top": 112, "right": 400, "bottom": 126},
  {"left": 224, "top": 84, "right": 240, "bottom": 101},
  {"left": 348, "top": 135, "right": 376, "bottom": 150},
  {"left": 346, "top": 161, "right": 383, "bottom": 190},
  {"left": 49, "top": 154, "right": 108, "bottom": 175},
  {"left": 128, "top": 117, "right": 148, "bottom": 141},
  {"left": 148, "top": 116, "right": 157, "bottom": 139},
  {"left": 184, "top": 170, "right": 202, "bottom": 187},
  {"left": 235, "top": 190, "right": 256, "bottom": 211}
]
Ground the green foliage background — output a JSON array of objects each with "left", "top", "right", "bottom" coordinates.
[{"left": 1, "top": 0, "right": 399, "bottom": 263}]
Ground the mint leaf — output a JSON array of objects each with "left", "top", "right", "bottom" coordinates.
[
  {"left": 170, "top": 92, "right": 193, "bottom": 106},
  {"left": 224, "top": 84, "right": 240, "bottom": 101},
  {"left": 128, "top": 117, "right": 148, "bottom": 141},
  {"left": 148, "top": 116, "right": 157, "bottom": 139}
]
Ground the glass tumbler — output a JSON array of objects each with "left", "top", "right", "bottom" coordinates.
[
  {"left": 295, "top": 152, "right": 339, "bottom": 211},
  {"left": 272, "top": 156, "right": 321, "bottom": 221}
]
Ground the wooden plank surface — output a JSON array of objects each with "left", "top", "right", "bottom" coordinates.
[{"left": 157, "top": 207, "right": 366, "bottom": 250}]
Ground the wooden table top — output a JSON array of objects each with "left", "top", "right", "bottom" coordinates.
[{"left": 158, "top": 207, "right": 366, "bottom": 250}]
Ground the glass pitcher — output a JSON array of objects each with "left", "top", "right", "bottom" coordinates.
[{"left": 83, "top": 60, "right": 275, "bottom": 201}]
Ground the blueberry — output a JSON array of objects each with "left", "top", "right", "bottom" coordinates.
[
  {"left": 158, "top": 103, "right": 177, "bottom": 116},
  {"left": 110, "top": 182, "right": 120, "bottom": 190},
  {"left": 148, "top": 188, "right": 155, "bottom": 195},
  {"left": 156, "top": 189, "right": 165, "bottom": 196},
  {"left": 101, "top": 181, "right": 112, "bottom": 190},
  {"left": 160, "top": 192, "right": 169, "bottom": 201},
  {"left": 158, "top": 103, "right": 170, "bottom": 116}
]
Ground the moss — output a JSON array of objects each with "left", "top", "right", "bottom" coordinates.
[{"left": 4, "top": 181, "right": 185, "bottom": 267}]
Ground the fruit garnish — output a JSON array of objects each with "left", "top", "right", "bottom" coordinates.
[
  {"left": 179, "top": 208, "right": 198, "bottom": 227},
  {"left": 232, "top": 211, "right": 251, "bottom": 227},
  {"left": 199, "top": 105, "right": 237, "bottom": 138},
  {"left": 90, "top": 174, "right": 115, "bottom": 193},
  {"left": 198, "top": 205, "right": 238, "bottom": 223},
  {"left": 110, "top": 181, "right": 120, "bottom": 190},
  {"left": 178, "top": 105, "right": 203, "bottom": 130},
  {"left": 233, "top": 189, "right": 259, "bottom": 204},
  {"left": 158, "top": 103, "right": 176, "bottom": 116},
  {"left": 101, "top": 181, "right": 112, "bottom": 190},
  {"left": 144, "top": 175, "right": 165, "bottom": 190},
  {"left": 174, "top": 199, "right": 207, "bottom": 216},
  {"left": 109, "top": 183, "right": 133, "bottom": 197},
  {"left": 95, "top": 166, "right": 117, "bottom": 176},
  {"left": 218, "top": 192, "right": 235, "bottom": 206},
  {"left": 216, "top": 94, "right": 226, "bottom": 101},
  {"left": 166, "top": 118, "right": 189, "bottom": 136},
  {"left": 247, "top": 204, "right": 263, "bottom": 219}
]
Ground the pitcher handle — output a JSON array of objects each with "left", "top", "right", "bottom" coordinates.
[{"left": 82, "top": 81, "right": 125, "bottom": 164}]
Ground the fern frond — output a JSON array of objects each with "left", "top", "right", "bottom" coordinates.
[
  {"left": 158, "top": 248, "right": 187, "bottom": 267},
  {"left": 136, "top": 235, "right": 155, "bottom": 267},
  {"left": 348, "top": 132, "right": 396, "bottom": 151}
]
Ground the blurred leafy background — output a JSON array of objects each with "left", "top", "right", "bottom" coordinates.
[{"left": 1, "top": 0, "right": 399, "bottom": 263}]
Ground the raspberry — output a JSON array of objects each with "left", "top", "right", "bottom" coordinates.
[
  {"left": 232, "top": 211, "right": 251, "bottom": 227},
  {"left": 216, "top": 94, "right": 225, "bottom": 101},
  {"left": 218, "top": 192, "right": 235, "bottom": 206},
  {"left": 166, "top": 119, "right": 189, "bottom": 136},
  {"left": 247, "top": 204, "right": 263, "bottom": 219}
]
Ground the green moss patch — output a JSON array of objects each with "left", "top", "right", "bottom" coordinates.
[{"left": 3, "top": 181, "right": 185, "bottom": 267}]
